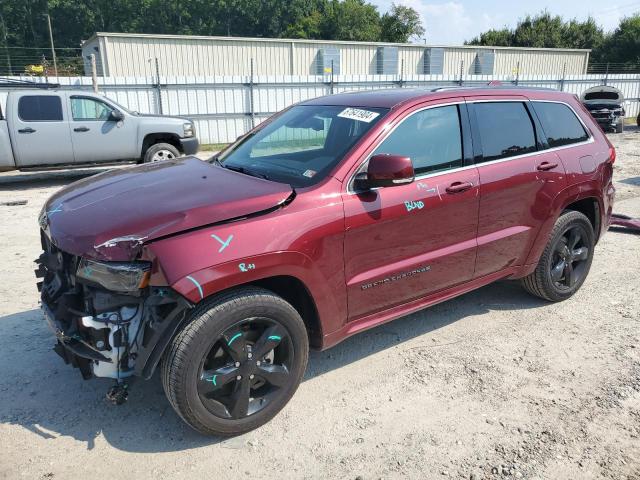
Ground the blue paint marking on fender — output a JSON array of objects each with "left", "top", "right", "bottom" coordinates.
[
  {"left": 404, "top": 200, "right": 425, "bottom": 212},
  {"left": 47, "top": 204, "right": 63, "bottom": 216},
  {"left": 238, "top": 262, "right": 256, "bottom": 272},
  {"left": 228, "top": 332, "right": 242, "bottom": 346},
  {"left": 268, "top": 335, "right": 282, "bottom": 341},
  {"left": 211, "top": 234, "right": 233, "bottom": 253},
  {"left": 186, "top": 275, "right": 204, "bottom": 300}
]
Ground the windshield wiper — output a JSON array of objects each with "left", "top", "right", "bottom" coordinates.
[{"left": 225, "top": 165, "right": 271, "bottom": 181}]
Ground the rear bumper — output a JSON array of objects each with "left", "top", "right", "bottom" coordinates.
[{"left": 180, "top": 137, "right": 199, "bottom": 155}]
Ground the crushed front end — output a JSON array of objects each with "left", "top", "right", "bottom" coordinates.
[{"left": 35, "top": 229, "right": 192, "bottom": 387}]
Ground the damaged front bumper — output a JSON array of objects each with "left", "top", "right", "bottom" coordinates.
[{"left": 36, "top": 230, "right": 192, "bottom": 381}]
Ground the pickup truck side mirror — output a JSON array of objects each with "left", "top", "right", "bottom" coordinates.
[
  {"left": 109, "top": 110, "right": 124, "bottom": 122},
  {"left": 353, "top": 153, "right": 415, "bottom": 191}
]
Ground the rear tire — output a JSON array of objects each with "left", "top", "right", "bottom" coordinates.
[
  {"left": 521, "top": 210, "right": 595, "bottom": 302},
  {"left": 161, "top": 287, "right": 309, "bottom": 436},
  {"left": 143, "top": 142, "right": 180, "bottom": 163}
]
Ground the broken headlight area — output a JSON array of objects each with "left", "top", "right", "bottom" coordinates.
[
  {"left": 36, "top": 231, "right": 192, "bottom": 383},
  {"left": 76, "top": 258, "right": 151, "bottom": 293}
]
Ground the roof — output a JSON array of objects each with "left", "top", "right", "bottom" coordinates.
[
  {"left": 302, "top": 87, "right": 575, "bottom": 109},
  {"left": 81, "top": 32, "right": 591, "bottom": 53}
]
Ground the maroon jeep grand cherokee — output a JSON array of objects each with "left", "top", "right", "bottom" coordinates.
[{"left": 36, "top": 87, "right": 616, "bottom": 435}]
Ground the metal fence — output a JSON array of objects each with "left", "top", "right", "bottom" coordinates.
[{"left": 1, "top": 70, "right": 639, "bottom": 145}]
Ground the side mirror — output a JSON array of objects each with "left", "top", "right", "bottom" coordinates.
[
  {"left": 354, "top": 153, "right": 415, "bottom": 190},
  {"left": 109, "top": 110, "right": 124, "bottom": 122}
]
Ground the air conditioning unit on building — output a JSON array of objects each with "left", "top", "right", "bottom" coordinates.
[
  {"left": 376, "top": 46, "right": 398, "bottom": 74},
  {"left": 317, "top": 47, "right": 341, "bottom": 75},
  {"left": 423, "top": 48, "right": 444, "bottom": 74}
]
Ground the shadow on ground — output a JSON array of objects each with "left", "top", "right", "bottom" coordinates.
[{"left": 0, "top": 281, "right": 546, "bottom": 453}]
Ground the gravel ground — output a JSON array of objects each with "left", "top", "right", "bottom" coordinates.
[{"left": 0, "top": 131, "right": 638, "bottom": 480}]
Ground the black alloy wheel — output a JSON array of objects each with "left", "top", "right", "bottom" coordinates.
[
  {"left": 549, "top": 224, "right": 590, "bottom": 290},
  {"left": 161, "top": 287, "right": 309, "bottom": 436},
  {"left": 521, "top": 210, "right": 595, "bottom": 302},
  {"left": 197, "top": 317, "right": 294, "bottom": 419}
]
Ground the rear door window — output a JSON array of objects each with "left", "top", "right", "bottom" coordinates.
[
  {"left": 18, "top": 95, "right": 63, "bottom": 122},
  {"left": 373, "top": 105, "right": 463, "bottom": 175},
  {"left": 473, "top": 102, "right": 536, "bottom": 162},
  {"left": 532, "top": 101, "right": 589, "bottom": 148}
]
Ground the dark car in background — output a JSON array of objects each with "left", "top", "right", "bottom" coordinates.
[{"left": 581, "top": 86, "right": 626, "bottom": 133}]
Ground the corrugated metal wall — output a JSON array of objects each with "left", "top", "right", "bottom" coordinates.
[{"left": 84, "top": 34, "right": 590, "bottom": 77}]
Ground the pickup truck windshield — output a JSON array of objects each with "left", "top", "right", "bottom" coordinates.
[{"left": 218, "top": 105, "right": 388, "bottom": 187}]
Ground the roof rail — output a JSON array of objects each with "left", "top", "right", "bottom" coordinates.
[
  {"left": 430, "top": 85, "right": 557, "bottom": 93},
  {"left": 0, "top": 78, "right": 60, "bottom": 89}
]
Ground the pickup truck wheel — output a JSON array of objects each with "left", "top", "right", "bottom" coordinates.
[
  {"left": 521, "top": 210, "right": 594, "bottom": 302},
  {"left": 616, "top": 121, "right": 624, "bottom": 134},
  {"left": 161, "top": 287, "right": 309, "bottom": 436},
  {"left": 144, "top": 143, "right": 180, "bottom": 163}
]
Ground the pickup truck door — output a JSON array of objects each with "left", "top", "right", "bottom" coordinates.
[
  {"left": 342, "top": 100, "right": 479, "bottom": 321},
  {"left": 9, "top": 92, "right": 75, "bottom": 167},
  {"left": 68, "top": 94, "right": 138, "bottom": 163}
]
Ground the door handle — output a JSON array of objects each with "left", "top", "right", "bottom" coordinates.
[
  {"left": 537, "top": 161, "right": 558, "bottom": 171},
  {"left": 445, "top": 181, "right": 473, "bottom": 194},
  {"left": 18, "top": 128, "right": 36, "bottom": 134},
  {"left": 74, "top": 127, "right": 90, "bottom": 132}
]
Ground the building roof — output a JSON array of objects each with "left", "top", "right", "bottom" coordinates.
[{"left": 82, "top": 32, "right": 591, "bottom": 53}]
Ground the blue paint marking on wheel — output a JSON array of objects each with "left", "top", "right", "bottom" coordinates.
[
  {"left": 268, "top": 335, "right": 282, "bottom": 341},
  {"left": 228, "top": 332, "right": 242, "bottom": 346},
  {"left": 211, "top": 375, "right": 217, "bottom": 386},
  {"left": 186, "top": 275, "right": 204, "bottom": 300}
]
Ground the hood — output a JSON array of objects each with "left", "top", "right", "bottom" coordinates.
[
  {"left": 41, "top": 157, "right": 293, "bottom": 261},
  {"left": 581, "top": 86, "right": 624, "bottom": 104}
]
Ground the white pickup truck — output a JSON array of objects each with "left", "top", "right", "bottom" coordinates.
[{"left": 0, "top": 87, "right": 198, "bottom": 171}]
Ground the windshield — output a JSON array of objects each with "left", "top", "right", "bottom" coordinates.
[{"left": 217, "top": 105, "right": 388, "bottom": 187}]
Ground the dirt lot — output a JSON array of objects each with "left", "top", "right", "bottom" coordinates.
[{"left": 0, "top": 132, "right": 639, "bottom": 480}]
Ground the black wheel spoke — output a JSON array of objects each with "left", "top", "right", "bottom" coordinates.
[
  {"left": 221, "top": 331, "right": 246, "bottom": 362},
  {"left": 258, "top": 363, "right": 290, "bottom": 388},
  {"left": 568, "top": 228, "right": 582, "bottom": 249},
  {"left": 198, "top": 365, "right": 238, "bottom": 396},
  {"left": 229, "top": 377, "right": 251, "bottom": 419},
  {"left": 572, "top": 247, "right": 589, "bottom": 261},
  {"left": 253, "top": 325, "right": 287, "bottom": 359},
  {"left": 564, "top": 262, "right": 576, "bottom": 286},
  {"left": 551, "top": 260, "right": 565, "bottom": 282}
]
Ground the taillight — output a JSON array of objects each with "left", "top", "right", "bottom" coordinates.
[{"left": 608, "top": 146, "right": 616, "bottom": 164}]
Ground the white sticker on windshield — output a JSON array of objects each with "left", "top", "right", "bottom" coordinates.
[{"left": 337, "top": 108, "right": 380, "bottom": 123}]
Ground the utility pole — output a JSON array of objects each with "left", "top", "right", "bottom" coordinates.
[{"left": 45, "top": 14, "right": 58, "bottom": 76}]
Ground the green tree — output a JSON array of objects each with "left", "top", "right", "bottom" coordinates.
[
  {"left": 380, "top": 3, "right": 424, "bottom": 43},
  {"left": 467, "top": 28, "right": 513, "bottom": 46},
  {"left": 602, "top": 13, "right": 640, "bottom": 65}
]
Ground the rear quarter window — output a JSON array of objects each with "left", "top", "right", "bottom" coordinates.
[
  {"left": 473, "top": 102, "right": 537, "bottom": 162},
  {"left": 18, "top": 95, "right": 63, "bottom": 122},
  {"left": 532, "top": 101, "right": 589, "bottom": 148}
]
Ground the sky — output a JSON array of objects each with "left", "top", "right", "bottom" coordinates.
[{"left": 370, "top": 0, "right": 640, "bottom": 45}]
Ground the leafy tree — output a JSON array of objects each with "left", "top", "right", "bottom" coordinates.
[
  {"left": 602, "top": 14, "right": 640, "bottom": 65},
  {"left": 467, "top": 28, "right": 512, "bottom": 47},
  {"left": 380, "top": 3, "right": 425, "bottom": 43}
]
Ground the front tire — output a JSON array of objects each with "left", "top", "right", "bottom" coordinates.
[
  {"left": 616, "top": 121, "right": 624, "bottom": 134},
  {"left": 161, "top": 287, "right": 309, "bottom": 436},
  {"left": 521, "top": 210, "right": 595, "bottom": 302},
  {"left": 143, "top": 142, "right": 180, "bottom": 163}
]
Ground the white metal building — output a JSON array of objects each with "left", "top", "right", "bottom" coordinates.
[{"left": 81, "top": 33, "right": 590, "bottom": 78}]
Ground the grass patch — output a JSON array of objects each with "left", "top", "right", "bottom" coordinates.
[{"left": 199, "top": 143, "right": 229, "bottom": 152}]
